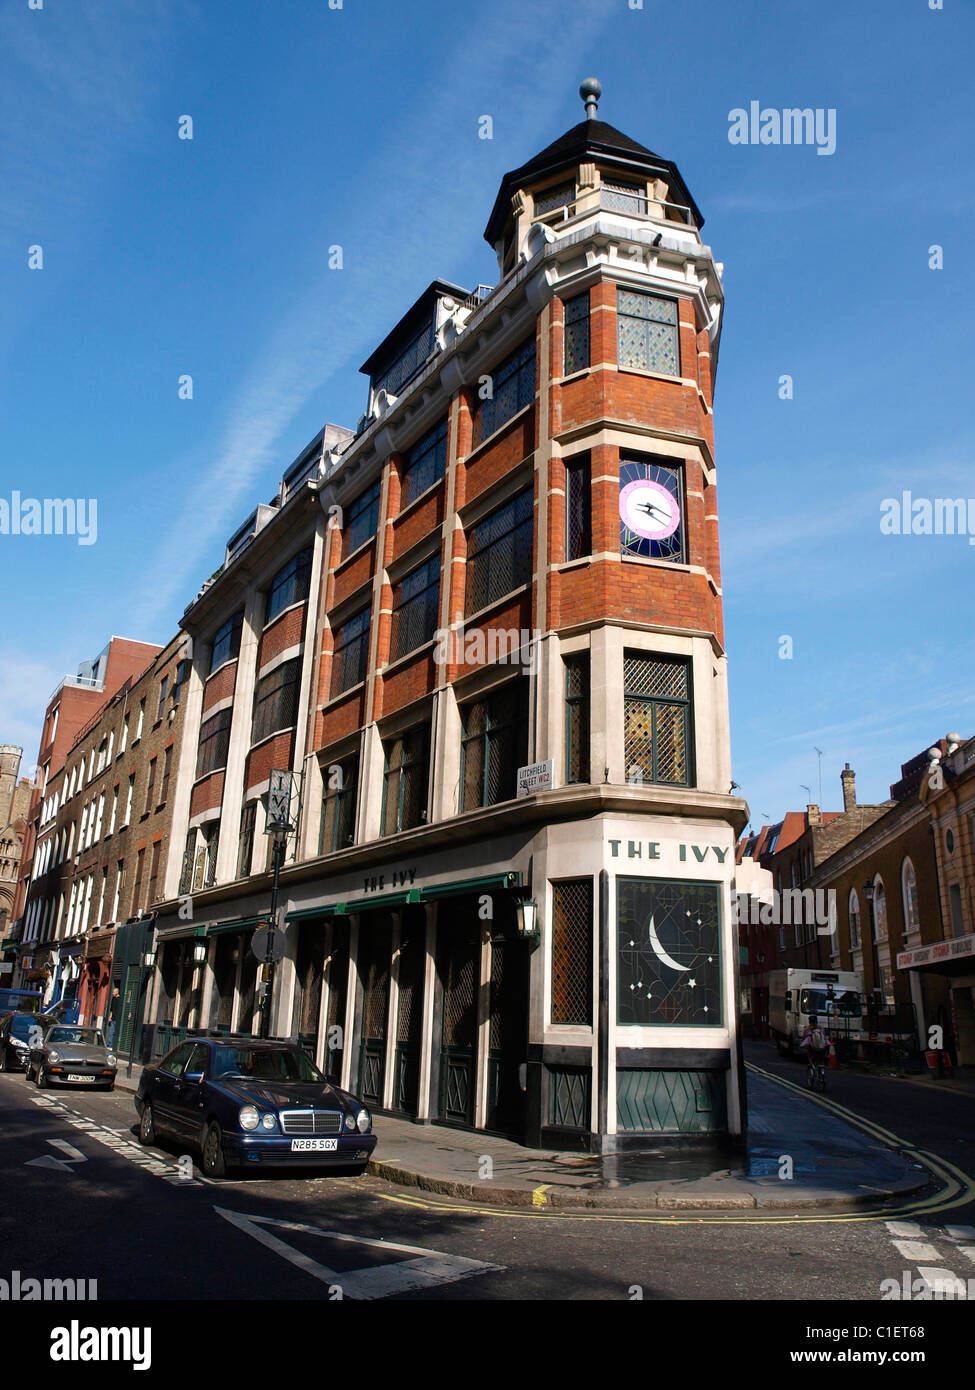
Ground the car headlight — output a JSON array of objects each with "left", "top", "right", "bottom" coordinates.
[
  {"left": 239, "top": 1105, "right": 260, "bottom": 1131},
  {"left": 343, "top": 1113, "right": 355, "bottom": 1131},
  {"left": 356, "top": 1108, "right": 371, "bottom": 1134},
  {"left": 261, "top": 1113, "right": 276, "bottom": 1131},
  {"left": 106, "top": 1054, "right": 117, "bottom": 1068},
  {"left": 12, "top": 1039, "right": 28, "bottom": 1052},
  {"left": 47, "top": 1050, "right": 61, "bottom": 1064}
]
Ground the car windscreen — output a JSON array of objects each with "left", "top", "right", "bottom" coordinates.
[
  {"left": 211, "top": 1046, "right": 323, "bottom": 1083},
  {"left": 799, "top": 989, "right": 860, "bottom": 1017},
  {"left": 10, "top": 1016, "right": 37, "bottom": 1041},
  {"left": 47, "top": 1028, "right": 105, "bottom": 1046}
]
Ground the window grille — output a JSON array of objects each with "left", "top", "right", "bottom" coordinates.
[
  {"left": 210, "top": 612, "right": 243, "bottom": 673},
  {"left": 565, "top": 456, "right": 591, "bottom": 560},
  {"left": 197, "top": 707, "right": 232, "bottom": 778},
  {"left": 266, "top": 549, "right": 312, "bottom": 624},
  {"left": 551, "top": 879, "right": 593, "bottom": 1024},
  {"left": 534, "top": 181, "right": 575, "bottom": 217},
  {"left": 382, "top": 725, "right": 430, "bottom": 835},
  {"left": 331, "top": 609, "right": 370, "bottom": 696},
  {"left": 390, "top": 558, "right": 440, "bottom": 661},
  {"left": 474, "top": 339, "right": 536, "bottom": 446},
  {"left": 623, "top": 654, "right": 692, "bottom": 786},
  {"left": 343, "top": 482, "right": 381, "bottom": 555},
  {"left": 460, "top": 680, "right": 529, "bottom": 811},
  {"left": 617, "top": 288, "right": 679, "bottom": 376},
  {"left": 602, "top": 178, "right": 647, "bottom": 214},
  {"left": 252, "top": 658, "right": 300, "bottom": 744},
  {"left": 465, "top": 488, "right": 533, "bottom": 614},
  {"left": 402, "top": 418, "right": 447, "bottom": 507},
  {"left": 563, "top": 292, "right": 590, "bottom": 376},
  {"left": 564, "top": 654, "right": 590, "bottom": 784},
  {"left": 372, "top": 320, "right": 435, "bottom": 400},
  {"left": 320, "top": 754, "right": 358, "bottom": 854},
  {"left": 237, "top": 802, "right": 256, "bottom": 879}
]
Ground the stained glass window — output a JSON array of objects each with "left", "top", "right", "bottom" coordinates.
[
  {"left": 623, "top": 653, "right": 692, "bottom": 787},
  {"left": 617, "top": 289, "right": 679, "bottom": 376},
  {"left": 617, "top": 878, "right": 722, "bottom": 1026}
]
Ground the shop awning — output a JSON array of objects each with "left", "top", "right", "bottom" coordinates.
[
  {"left": 284, "top": 870, "right": 522, "bottom": 920},
  {"left": 897, "top": 932, "right": 975, "bottom": 977},
  {"left": 206, "top": 916, "right": 267, "bottom": 937}
]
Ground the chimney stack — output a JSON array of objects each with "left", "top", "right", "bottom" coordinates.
[
  {"left": 841, "top": 762, "right": 856, "bottom": 812},
  {"left": 806, "top": 804, "right": 821, "bottom": 827}
]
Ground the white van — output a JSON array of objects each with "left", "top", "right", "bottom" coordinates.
[{"left": 768, "top": 968, "right": 864, "bottom": 1057}]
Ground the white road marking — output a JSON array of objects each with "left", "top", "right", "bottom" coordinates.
[
  {"left": 891, "top": 1239, "right": 941, "bottom": 1262},
  {"left": 944, "top": 1224, "right": 975, "bottom": 1242},
  {"left": 49, "top": 1139, "right": 86, "bottom": 1161},
  {"left": 215, "top": 1207, "right": 503, "bottom": 1299},
  {"left": 20, "top": 1096, "right": 196, "bottom": 1185},
  {"left": 916, "top": 1266, "right": 970, "bottom": 1299},
  {"left": 957, "top": 1247, "right": 975, "bottom": 1265},
  {"left": 885, "top": 1220, "right": 924, "bottom": 1238}
]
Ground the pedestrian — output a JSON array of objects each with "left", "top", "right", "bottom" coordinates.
[{"left": 107, "top": 985, "right": 121, "bottom": 1047}]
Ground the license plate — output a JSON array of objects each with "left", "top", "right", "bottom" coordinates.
[
  {"left": 290, "top": 1138, "right": 338, "bottom": 1152},
  {"left": 66, "top": 1074, "right": 94, "bottom": 1082}
]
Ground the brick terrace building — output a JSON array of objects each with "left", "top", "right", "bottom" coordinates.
[
  {"left": 6, "top": 637, "right": 160, "bottom": 987},
  {"left": 14, "top": 635, "right": 190, "bottom": 1055},
  {"left": 148, "top": 85, "right": 749, "bottom": 1151}
]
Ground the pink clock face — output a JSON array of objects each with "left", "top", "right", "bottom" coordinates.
[{"left": 619, "top": 479, "right": 681, "bottom": 541}]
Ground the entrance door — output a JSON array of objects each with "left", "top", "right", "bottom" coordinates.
[
  {"left": 486, "top": 925, "right": 529, "bottom": 1135},
  {"left": 357, "top": 919, "right": 392, "bottom": 1108},
  {"left": 438, "top": 925, "right": 478, "bottom": 1127},
  {"left": 294, "top": 920, "right": 326, "bottom": 1055},
  {"left": 393, "top": 908, "right": 425, "bottom": 1116},
  {"left": 325, "top": 920, "right": 349, "bottom": 1081},
  {"left": 116, "top": 966, "right": 142, "bottom": 1058}
]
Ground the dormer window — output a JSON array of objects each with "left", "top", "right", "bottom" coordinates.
[{"left": 372, "top": 319, "right": 435, "bottom": 401}]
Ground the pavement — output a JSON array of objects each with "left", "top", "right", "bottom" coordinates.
[{"left": 113, "top": 1058, "right": 937, "bottom": 1212}]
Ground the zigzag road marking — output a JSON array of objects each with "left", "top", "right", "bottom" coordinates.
[{"left": 24, "top": 1095, "right": 196, "bottom": 1185}]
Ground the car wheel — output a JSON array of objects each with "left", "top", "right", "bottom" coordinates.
[
  {"left": 138, "top": 1102, "right": 157, "bottom": 1146},
  {"left": 201, "top": 1122, "right": 227, "bottom": 1179},
  {"left": 0, "top": 1049, "right": 7, "bottom": 1073},
  {"left": 37, "top": 1068, "right": 48, "bottom": 1089}
]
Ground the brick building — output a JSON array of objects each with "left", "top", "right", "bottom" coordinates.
[
  {"left": 0, "top": 746, "right": 32, "bottom": 951},
  {"left": 14, "top": 635, "right": 190, "bottom": 1056},
  {"left": 147, "top": 83, "right": 749, "bottom": 1152},
  {"left": 6, "top": 637, "right": 161, "bottom": 987}
]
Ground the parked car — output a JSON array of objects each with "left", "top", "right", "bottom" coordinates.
[
  {"left": 134, "top": 1036, "right": 377, "bottom": 1179},
  {"left": 0, "top": 1012, "right": 42, "bottom": 1072},
  {"left": 28, "top": 1025, "right": 117, "bottom": 1090}
]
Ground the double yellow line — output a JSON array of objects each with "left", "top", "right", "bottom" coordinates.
[{"left": 375, "top": 1065, "right": 975, "bottom": 1226}]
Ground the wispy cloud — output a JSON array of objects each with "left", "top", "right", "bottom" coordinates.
[
  {"left": 128, "top": 0, "right": 619, "bottom": 630},
  {"left": 0, "top": 649, "right": 67, "bottom": 765}
]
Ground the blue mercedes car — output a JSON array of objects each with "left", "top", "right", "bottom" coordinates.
[{"left": 134, "top": 1036, "right": 377, "bottom": 1179}]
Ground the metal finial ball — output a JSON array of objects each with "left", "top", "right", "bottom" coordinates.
[{"left": 580, "top": 78, "right": 602, "bottom": 102}]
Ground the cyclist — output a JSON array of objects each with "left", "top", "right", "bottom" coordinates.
[{"left": 800, "top": 1014, "right": 829, "bottom": 1088}]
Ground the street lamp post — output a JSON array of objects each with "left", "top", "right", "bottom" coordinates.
[
  {"left": 863, "top": 877, "right": 882, "bottom": 1019},
  {"left": 260, "top": 831, "right": 285, "bottom": 1040}
]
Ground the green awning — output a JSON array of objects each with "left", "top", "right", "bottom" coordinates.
[
  {"left": 206, "top": 915, "right": 267, "bottom": 937},
  {"left": 421, "top": 871, "right": 521, "bottom": 900},
  {"left": 283, "top": 871, "right": 522, "bottom": 920}
]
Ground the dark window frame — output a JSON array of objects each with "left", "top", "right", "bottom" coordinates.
[
  {"left": 390, "top": 557, "right": 440, "bottom": 662},
  {"left": 331, "top": 608, "right": 371, "bottom": 696},
  {"left": 343, "top": 482, "right": 381, "bottom": 556},
  {"left": 623, "top": 653, "right": 694, "bottom": 788},
  {"left": 266, "top": 549, "right": 312, "bottom": 626},
  {"left": 320, "top": 753, "right": 359, "bottom": 854},
  {"left": 209, "top": 612, "right": 244, "bottom": 674},
  {"left": 617, "top": 288, "right": 680, "bottom": 377},
  {"left": 252, "top": 658, "right": 301, "bottom": 746},
  {"left": 460, "top": 679, "right": 530, "bottom": 811},
  {"left": 465, "top": 487, "right": 534, "bottom": 616},
  {"left": 564, "top": 653, "right": 591, "bottom": 784},
  {"left": 381, "top": 724, "right": 431, "bottom": 836},
  {"left": 565, "top": 455, "right": 592, "bottom": 561},
  {"left": 197, "top": 707, "right": 233, "bottom": 779},
  {"left": 473, "top": 338, "right": 536, "bottom": 446},
  {"left": 563, "top": 291, "right": 590, "bottom": 376},
  {"left": 401, "top": 418, "right": 448, "bottom": 508}
]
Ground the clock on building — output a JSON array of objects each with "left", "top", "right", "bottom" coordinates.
[{"left": 619, "top": 459, "right": 684, "bottom": 561}]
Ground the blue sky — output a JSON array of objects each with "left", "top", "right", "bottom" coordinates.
[{"left": 1, "top": 0, "right": 973, "bottom": 828}]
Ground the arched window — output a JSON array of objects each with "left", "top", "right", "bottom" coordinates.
[
  {"left": 873, "top": 876, "right": 888, "bottom": 942},
  {"left": 849, "top": 888, "right": 860, "bottom": 949},
  {"left": 902, "top": 857, "right": 920, "bottom": 934}
]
